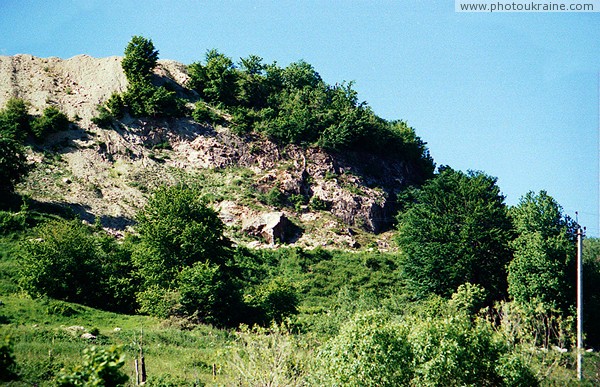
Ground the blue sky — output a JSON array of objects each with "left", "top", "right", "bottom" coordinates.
[{"left": 1, "top": 0, "right": 599, "bottom": 235}]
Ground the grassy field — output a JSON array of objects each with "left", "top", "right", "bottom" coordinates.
[{"left": 2, "top": 227, "right": 600, "bottom": 386}]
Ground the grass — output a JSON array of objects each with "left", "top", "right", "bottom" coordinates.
[
  {"left": 0, "top": 293, "right": 235, "bottom": 386},
  {"left": 1, "top": 220, "right": 599, "bottom": 386}
]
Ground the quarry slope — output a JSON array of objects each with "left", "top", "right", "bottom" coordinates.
[{"left": 0, "top": 54, "right": 424, "bottom": 250}]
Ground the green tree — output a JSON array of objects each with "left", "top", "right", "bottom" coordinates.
[
  {"left": 123, "top": 82, "right": 183, "bottom": 118},
  {"left": 134, "top": 185, "right": 232, "bottom": 287},
  {"left": 0, "top": 98, "right": 30, "bottom": 141},
  {"left": 133, "top": 185, "right": 240, "bottom": 324},
  {"left": 122, "top": 35, "right": 159, "bottom": 83},
  {"left": 582, "top": 237, "right": 600, "bottom": 347},
  {"left": 19, "top": 219, "right": 136, "bottom": 311},
  {"left": 188, "top": 49, "right": 238, "bottom": 106},
  {"left": 507, "top": 191, "right": 577, "bottom": 313},
  {"left": 177, "top": 261, "right": 236, "bottom": 325},
  {"left": 396, "top": 167, "right": 513, "bottom": 301},
  {"left": 0, "top": 136, "right": 28, "bottom": 197}
]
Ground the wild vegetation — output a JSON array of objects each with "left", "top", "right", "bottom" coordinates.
[{"left": 0, "top": 36, "right": 599, "bottom": 385}]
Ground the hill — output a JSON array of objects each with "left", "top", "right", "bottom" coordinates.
[{"left": 0, "top": 53, "right": 431, "bottom": 249}]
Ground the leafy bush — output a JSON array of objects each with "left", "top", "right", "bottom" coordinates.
[
  {"left": 91, "top": 105, "right": 115, "bottom": 128},
  {"left": 19, "top": 219, "right": 136, "bottom": 312},
  {"left": 308, "top": 196, "right": 327, "bottom": 211},
  {"left": 56, "top": 345, "right": 128, "bottom": 386},
  {"left": 0, "top": 136, "right": 29, "bottom": 195},
  {"left": 177, "top": 261, "right": 239, "bottom": 325},
  {"left": 0, "top": 208, "right": 27, "bottom": 234},
  {"left": 449, "top": 282, "right": 487, "bottom": 316},
  {"left": 263, "top": 186, "right": 285, "bottom": 208},
  {"left": 318, "top": 310, "right": 414, "bottom": 386},
  {"left": 31, "top": 106, "right": 70, "bottom": 139},
  {"left": 0, "top": 98, "right": 30, "bottom": 141},
  {"left": 192, "top": 101, "right": 221, "bottom": 124},
  {"left": 227, "top": 323, "right": 313, "bottom": 387},
  {"left": 289, "top": 194, "right": 306, "bottom": 212},
  {"left": 0, "top": 335, "right": 18, "bottom": 381},
  {"left": 246, "top": 278, "right": 299, "bottom": 324},
  {"left": 136, "top": 285, "right": 179, "bottom": 319}
]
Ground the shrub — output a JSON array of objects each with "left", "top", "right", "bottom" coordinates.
[
  {"left": 308, "top": 196, "right": 327, "bottom": 211},
  {"left": 91, "top": 105, "right": 114, "bottom": 128},
  {"left": 0, "top": 335, "right": 17, "bottom": 381},
  {"left": 289, "top": 194, "right": 306, "bottom": 212},
  {"left": 408, "top": 315, "right": 503, "bottom": 386},
  {"left": 227, "top": 323, "right": 313, "bottom": 387},
  {"left": 136, "top": 285, "right": 179, "bottom": 319},
  {"left": 263, "top": 186, "right": 285, "bottom": 208},
  {"left": 177, "top": 261, "right": 239, "bottom": 325},
  {"left": 31, "top": 106, "right": 70, "bottom": 139},
  {"left": 104, "top": 93, "right": 125, "bottom": 118},
  {"left": 192, "top": 101, "right": 220, "bottom": 124},
  {"left": 0, "top": 207, "right": 27, "bottom": 234},
  {"left": 56, "top": 345, "right": 128, "bottom": 386},
  {"left": 0, "top": 98, "right": 30, "bottom": 141},
  {"left": 449, "top": 282, "right": 487, "bottom": 316},
  {"left": 0, "top": 136, "right": 29, "bottom": 195},
  {"left": 19, "top": 219, "right": 136, "bottom": 312},
  {"left": 246, "top": 278, "right": 299, "bottom": 324},
  {"left": 317, "top": 310, "right": 414, "bottom": 386}
]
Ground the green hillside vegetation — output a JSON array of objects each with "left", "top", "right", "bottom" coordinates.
[
  {"left": 94, "top": 36, "right": 435, "bottom": 181},
  {"left": 0, "top": 36, "right": 599, "bottom": 385}
]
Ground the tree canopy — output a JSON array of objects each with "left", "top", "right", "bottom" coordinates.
[
  {"left": 396, "top": 167, "right": 513, "bottom": 301},
  {"left": 507, "top": 191, "right": 577, "bottom": 313},
  {"left": 121, "top": 35, "right": 159, "bottom": 83}
]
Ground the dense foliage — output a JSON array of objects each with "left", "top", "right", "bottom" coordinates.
[
  {"left": 507, "top": 191, "right": 577, "bottom": 314},
  {"left": 94, "top": 36, "right": 185, "bottom": 123},
  {"left": 318, "top": 307, "right": 539, "bottom": 386},
  {"left": 31, "top": 105, "right": 70, "bottom": 139},
  {"left": 56, "top": 345, "right": 128, "bottom": 386},
  {"left": 396, "top": 166, "right": 513, "bottom": 301},
  {"left": 186, "top": 49, "right": 435, "bottom": 176},
  {"left": 0, "top": 99, "right": 71, "bottom": 198},
  {"left": 0, "top": 136, "right": 28, "bottom": 197},
  {"left": 19, "top": 219, "right": 136, "bottom": 313},
  {"left": 0, "top": 335, "right": 17, "bottom": 381},
  {"left": 121, "top": 35, "right": 159, "bottom": 83}
]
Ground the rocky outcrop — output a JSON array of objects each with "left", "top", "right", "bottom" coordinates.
[
  {"left": 0, "top": 54, "right": 426, "bottom": 248},
  {"left": 242, "top": 212, "right": 292, "bottom": 244}
]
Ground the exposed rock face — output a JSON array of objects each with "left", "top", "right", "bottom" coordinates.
[
  {"left": 242, "top": 212, "right": 291, "bottom": 244},
  {"left": 0, "top": 54, "right": 427, "bottom": 248}
]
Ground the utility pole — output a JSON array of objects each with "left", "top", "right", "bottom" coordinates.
[{"left": 576, "top": 225, "right": 584, "bottom": 380}]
